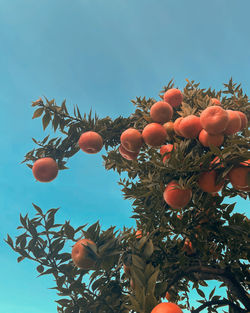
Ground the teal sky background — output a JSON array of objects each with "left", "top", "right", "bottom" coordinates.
[{"left": 0, "top": 1, "right": 249, "bottom": 312}]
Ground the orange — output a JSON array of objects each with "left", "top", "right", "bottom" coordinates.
[
  {"left": 178, "top": 115, "right": 202, "bottom": 139},
  {"left": 198, "top": 170, "right": 224, "bottom": 193},
  {"left": 228, "top": 160, "right": 250, "bottom": 191},
  {"left": 198, "top": 129, "right": 224, "bottom": 147},
  {"left": 210, "top": 98, "right": 221, "bottom": 106},
  {"left": 130, "top": 278, "right": 135, "bottom": 289},
  {"left": 163, "top": 181, "right": 192, "bottom": 210},
  {"left": 135, "top": 230, "right": 142, "bottom": 238},
  {"left": 32, "top": 157, "right": 58, "bottom": 182},
  {"left": 78, "top": 131, "right": 103, "bottom": 154},
  {"left": 223, "top": 110, "right": 242, "bottom": 135},
  {"left": 163, "top": 121, "right": 175, "bottom": 139},
  {"left": 142, "top": 123, "right": 167, "bottom": 147},
  {"left": 200, "top": 106, "right": 229, "bottom": 135},
  {"left": 151, "top": 302, "right": 183, "bottom": 313},
  {"left": 160, "top": 144, "right": 174, "bottom": 163},
  {"left": 150, "top": 101, "right": 173, "bottom": 124},
  {"left": 120, "top": 128, "right": 143, "bottom": 152},
  {"left": 173, "top": 117, "right": 184, "bottom": 136},
  {"left": 165, "top": 292, "right": 171, "bottom": 301},
  {"left": 163, "top": 88, "right": 183, "bottom": 108},
  {"left": 71, "top": 239, "right": 97, "bottom": 270},
  {"left": 236, "top": 111, "right": 248, "bottom": 130},
  {"left": 119, "top": 145, "right": 139, "bottom": 161},
  {"left": 183, "top": 238, "right": 195, "bottom": 255},
  {"left": 123, "top": 264, "right": 131, "bottom": 276}
]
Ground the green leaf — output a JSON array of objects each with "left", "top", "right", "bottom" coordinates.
[
  {"left": 37, "top": 265, "right": 44, "bottom": 273},
  {"left": 42, "top": 111, "right": 51, "bottom": 130},
  {"left": 197, "top": 288, "right": 205, "bottom": 298},
  {"left": 32, "top": 107, "right": 44, "bottom": 119},
  {"left": 32, "top": 203, "right": 43, "bottom": 215}
]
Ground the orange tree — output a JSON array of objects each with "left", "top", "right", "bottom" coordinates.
[{"left": 6, "top": 79, "right": 250, "bottom": 313}]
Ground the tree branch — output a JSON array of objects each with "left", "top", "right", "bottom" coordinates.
[{"left": 192, "top": 299, "right": 247, "bottom": 313}]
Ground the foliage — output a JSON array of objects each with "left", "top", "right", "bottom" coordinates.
[{"left": 6, "top": 78, "right": 250, "bottom": 313}]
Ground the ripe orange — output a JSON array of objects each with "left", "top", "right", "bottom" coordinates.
[
  {"left": 71, "top": 239, "right": 97, "bottom": 270},
  {"left": 178, "top": 115, "right": 202, "bottom": 139},
  {"left": 120, "top": 128, "right": 143, "bottom": 152},
  {"left": 165, "top": 292, "right": 171, "bottom": 301},
  {"left": 183, "top": 238, "right": 195, "bottom": 255},
  {"left": 163, "top": 181, "right": 192, "bottom": 210},
  {"left": 151, "top": 302, "right": 183, "bottom": 313},
  {"left": 135, "top": 230, "right": 142, "bottom": 238},
  {"left": 160, "top": 144, "right": 174, "bottom": 163},
  {"left": 32, "top": 157, "right": 58, "bottom": 182},
  {"left": 78, "top": 131, "right": 103, "bottom": 154},
  {"left": 210, "top": 98, "right": 221, "bottom": 106},
  {"left": 200, "top": 106, "right": 229, "bottom": 135},
  {"left": 198, "top": 170, "right": 224, "bottom": 193},
  {"left": 228, "top": 160, "right": 250, "bottom": 191},
  {"left": 142, "top": 123, "right": 167, "bottom": 147},
  {"left": 119, "top": 145, "right": 139, "bottom": 161},
  {"left": 198, "top": 129, "right": 224, "bottom": 147},
  {"left": 123, "top": 264, "right": 131, "bottom": 276},
  {"left": 163, "top": 121, "right": 175, "bottom": 139},
  {"left": 150, "top": 101, "right": 173, "bottom": 124},
  {"left": 173, "top": 117, "right": 184, "bottom": 136},
  {"left": 130, "top": 278, "right": 135, "bottom": 290},
  {"left": 236, "top": 111, "right": 248, "bottom": 130},
  {"left": 223, "top": 110, "right": 242, "bottom": 135},
  {"left": 163, "top": 89, "right": 183, "bottom": 108}
]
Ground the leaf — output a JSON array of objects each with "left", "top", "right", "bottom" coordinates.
[
  {"left": 64, "top": 223, "right": 75, "bottom": 239},
  {"left": 143, "top": 239, "right": 154, "bottom": 258},
  {"left": 32, "top": 107, "right": 44, "bottom": 119},
  {"left": 42, "top": 111, "right": 51, "bottom": 130},
  {"left": 32, "top": 203, "right": 43, "bottom": 215},
  {"left": 209, "top": 287, "right": 216, "bottom": 300},
  {"left": 17, "top": 256, "right": 25, "bottom": 263},
  {"left": 132, "top": 255, "right": 145, "bottom": 270},
  {"left": 197, "top": 288, "right": 205, "bottom": 298},
  {"left": 37, "top": 265, "right": 44, "bottom": 273},
  {"left": 5, "top": 234, "right": 14, "bottom": 248}
]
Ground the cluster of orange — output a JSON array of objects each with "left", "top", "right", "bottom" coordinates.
[
  {"left": 118, "top": 90, "right": 249, "bottom": 211},
  {"left": 32, "top": 89, "right": 249, "bottom": 211}
]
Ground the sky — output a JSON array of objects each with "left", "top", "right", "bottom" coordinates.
[{"left": 0, "top": 0, "right": 249, "bottom": 312}]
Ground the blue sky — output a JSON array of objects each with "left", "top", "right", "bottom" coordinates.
[{"left": 0, "top": 0, "right": 249, "bottom": 312}]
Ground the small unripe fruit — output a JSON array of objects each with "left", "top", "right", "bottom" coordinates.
[{"left": 163, "top": 121, "right": 175, "bottom": 139}]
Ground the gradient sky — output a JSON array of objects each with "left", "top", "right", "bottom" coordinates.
[{"left": 0, "top": 1, "right": 249, "bottom": 312}]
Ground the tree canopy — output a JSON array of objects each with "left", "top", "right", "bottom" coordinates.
[{"left": 6, "top": 78, "right": 250, "bottom": 313}]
